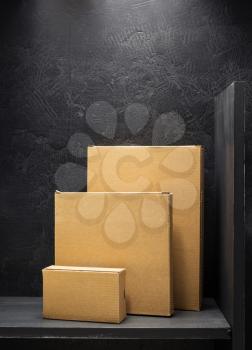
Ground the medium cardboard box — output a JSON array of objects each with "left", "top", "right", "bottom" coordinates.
[
  {"left": 43, "top": 265, "right": 126, "bottom": 323},
  {"left": 55, "top": 192, "right": 173, "bottom": 316},
  {"left": 87, "top": 146, "right": 203, "bottom": 311}
]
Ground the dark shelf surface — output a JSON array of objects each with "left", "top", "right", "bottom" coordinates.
[{"left": 0, "top": 297, "right": 231, "bottom": 340}]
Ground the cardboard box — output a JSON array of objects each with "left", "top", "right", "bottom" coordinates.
[
  {"left": 43, "top": 265, "right": 126, "bottom": 323},
  {"left": 87, "top": 146, "right": 203, "bottom": 311},
  {"left": 55, "top": 192, "right": 173, "bottom": 316}
]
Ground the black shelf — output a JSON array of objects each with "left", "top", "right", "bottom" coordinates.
[{"left": 0, "top": 297, "right": 230, "bottom": 340}]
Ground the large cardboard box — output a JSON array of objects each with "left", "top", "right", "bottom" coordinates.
[
  {"left": 87, "top": 146, "right": 203, "bottom": 311},
  {"left": 55, "top": 192, "right": 173, "bottom": 316},
  {"left": 43, "top": 265, "right": 126, "bottom": 323}
]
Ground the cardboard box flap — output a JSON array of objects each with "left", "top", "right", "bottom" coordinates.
[
  {"left": 44, "top": 265, "right": 125, "bottom": 274},
  {"left": 55, "top": 191, "right": 172, "bottom": 196},
  {"left": 89, "top": 145, "right": 202, "bottom": 149}
]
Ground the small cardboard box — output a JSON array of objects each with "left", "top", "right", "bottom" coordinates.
[
  {"left": 87, "top": 145, "right": 203, "bottom": 311},
  {"left": 43, "top": 265, "right": 126, "bottom": 323},
  {"left": 55, "top": 192, "right": 173, "bottom": 316}
]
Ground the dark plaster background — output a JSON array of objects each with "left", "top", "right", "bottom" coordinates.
[{"left": 0, "top": 0, "right": 252, "bottom": 318}]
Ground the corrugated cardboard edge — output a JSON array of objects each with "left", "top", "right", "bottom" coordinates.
[
  {"left": 168, "top": 193, "right": 174, "bottom": 316},
  {"left": 55, "top": 191, "right": 172, "bottom": 195},
  {"left": 43, "top": 265, "right": 126, "bottom": 273},
  {"left": 199, "top": 145, "right": 204, "bottom": 311},
  {"left": 88, "top": 145, "right": 202, "bottom": 148},
  {"left": 181, "top": 145, "right": 203, "bottom": 312},
  {"left": 118, "top": 269, "right": 127, "bottom": 322}
]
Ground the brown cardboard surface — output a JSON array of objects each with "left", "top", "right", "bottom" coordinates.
[
  {"left": 43, "top": 265, "right": 126, "bottom": 323},
  {"left": 45, "top": 265, "right": 126, "bottom": 273},
  {"left": 55, "top": 192, "right": 173, "bottom": 316},
  {"left": 87, "top": 146, "right": 203, "bottom": 311}
]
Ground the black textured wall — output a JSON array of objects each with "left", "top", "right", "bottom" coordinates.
[{"left": 0, "top": 0, "right": 252, "bottom": 301}]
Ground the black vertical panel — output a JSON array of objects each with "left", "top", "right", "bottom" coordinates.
[
  {"left": 245, "top": 83, "right": 252, "bottom": 350},
  {"left": 215, "top": 82, "right": 245, "bottom": 350}
]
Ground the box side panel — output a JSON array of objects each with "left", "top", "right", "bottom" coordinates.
[
  {"left": 167, "top": 194, "right": 174, "bottom": 316},
  {"left": 118, "top": 270, "right": 127, "bottom": 322}
]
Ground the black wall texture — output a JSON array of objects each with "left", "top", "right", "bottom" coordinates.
[{"left": 0, "top": 0, "right": 252, "bottom": 318}]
